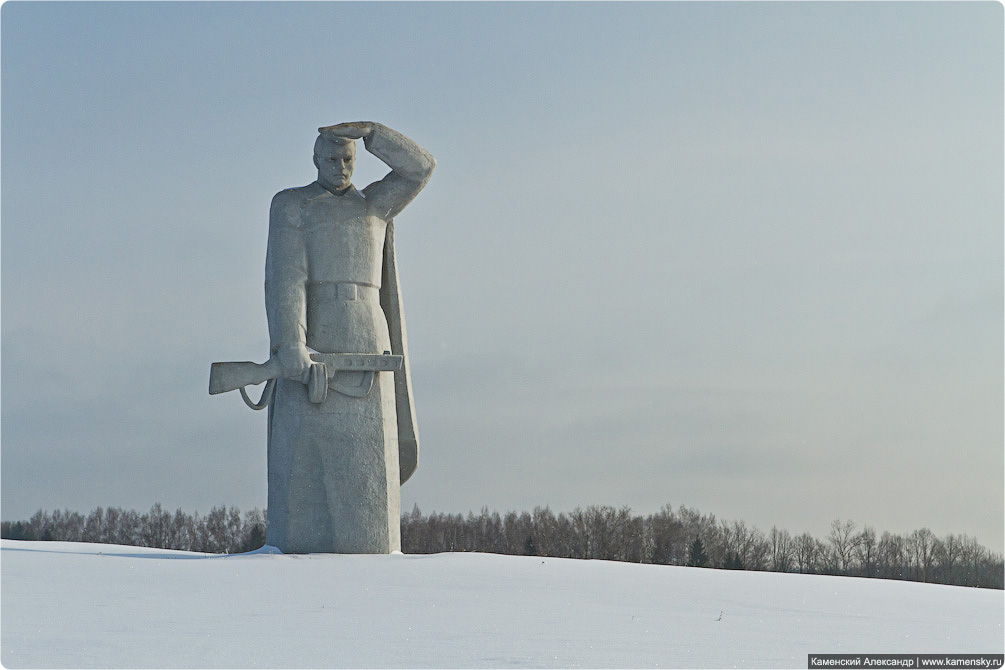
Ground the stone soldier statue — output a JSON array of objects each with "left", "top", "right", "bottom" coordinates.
[{"left": 210, "top": 122, "right": 434, "bottom": 553}]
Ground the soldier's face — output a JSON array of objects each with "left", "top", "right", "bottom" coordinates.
[{"left": 315, "top": 140, "right": 355, "bottom": 191}]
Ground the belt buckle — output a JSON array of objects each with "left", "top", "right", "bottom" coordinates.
[{"left": 338, "top": 283, "right": 358, "bottom": 301}]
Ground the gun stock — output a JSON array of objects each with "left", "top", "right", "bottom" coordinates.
[{"left": 209, "top": 359, "right": 281, "bottom": 395}]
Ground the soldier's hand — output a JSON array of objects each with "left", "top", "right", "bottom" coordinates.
[
  {"left": 318, "top": 122, "right": 374, "bottom": 140},
  {"left": 277, "top": 343, "right": 312, "bottom": 381}
]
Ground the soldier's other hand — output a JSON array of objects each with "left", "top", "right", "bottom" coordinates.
[
  {"left": 319, "top": 122, "right": 374, "bottom": 140},
  {"left": 277, "top": 343, "right": 312, "bottom": 380}
]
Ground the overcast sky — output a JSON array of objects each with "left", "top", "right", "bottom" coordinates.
[{"left": 2, "top": 1, "right": 1002, "bottom": 550}]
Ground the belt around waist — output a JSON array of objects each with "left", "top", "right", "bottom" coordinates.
[{"left": 307, "top": 281, "right": 380, "bottom": 302}]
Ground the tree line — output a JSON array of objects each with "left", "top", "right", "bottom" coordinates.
[
  {"left": 400, "top": 505, "right": 1003, "bottom": 589},
  {"left": 3, "top": 503, "right": 1001, "bottom": 589},
  {"left": 1, "top": 504, "right": 265, "bottom": 555}
]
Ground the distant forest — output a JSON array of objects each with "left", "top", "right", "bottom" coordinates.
[{"left": 3, "top": 503, "right": 1002, "bottom": 589}]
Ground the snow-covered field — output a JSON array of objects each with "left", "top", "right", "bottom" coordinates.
[{"left": 1, "top": 540, "right": 1001, "bottom": 668}]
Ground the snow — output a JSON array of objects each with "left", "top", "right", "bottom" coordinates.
[{"left": 2, "top": 540, "right": 1002, "bottom": 668}]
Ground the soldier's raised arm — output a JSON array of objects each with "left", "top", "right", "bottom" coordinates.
[{"left": 319, "top": 122, "right": 435, "bottom": 221}]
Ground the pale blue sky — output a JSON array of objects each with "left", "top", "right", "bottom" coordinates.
[{"left": 3, "top": 1, "right": 1002, "bottom": 550}]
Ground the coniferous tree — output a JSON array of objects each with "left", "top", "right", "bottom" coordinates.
[
  {"left": 243, "top": 524, "right": 266, "bottom": 552},
  {"left": 686, "top": 536, "right": 709, "bottom": 567},
  {"left": 722, "top": 551, "right": 744, "bottom": 570}
]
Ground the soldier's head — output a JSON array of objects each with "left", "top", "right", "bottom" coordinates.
[{"left": 314, "top": 133, "right": 356, "bottom": 192}]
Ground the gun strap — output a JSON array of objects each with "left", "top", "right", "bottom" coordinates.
[{"left": 240, "top": 378, "right": 276, "bottom": 410}]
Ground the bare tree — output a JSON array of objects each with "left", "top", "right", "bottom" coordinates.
[
  {"left": 854, "top": 526, "right": 878, "bottom": 578},
  {"left": 648, "top": 505, "right": 686, "bottom": 566},
  {"left": 769, "top": 526, "right": 794, "bottom": 572},
  {"left": 936, "top": 533, "right": 963, "bottom": 585},
  {"left": 83, "top": 507, "right": 104, "bottom": 543},
  {"left": 907, "top": 528, "right": 939, "bottom": 583},
  {"left": 794, "top": 532, "right": 820, "bottom": 574},
  {"left": 827, "top": 519, "right": 860, "bottom": 575},
  {"left": 141, "top": 503, "right": 170, "bottom": 549},
  {"left": 719, "top": 520, "right": 768, "bottom": 570},
  {"left": 877, "top": 531, "right": 906, "bottom": 580}
]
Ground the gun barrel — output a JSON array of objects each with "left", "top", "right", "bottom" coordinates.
[{"left": 310, "top": 352, "right": 402, "bottom": 372}]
